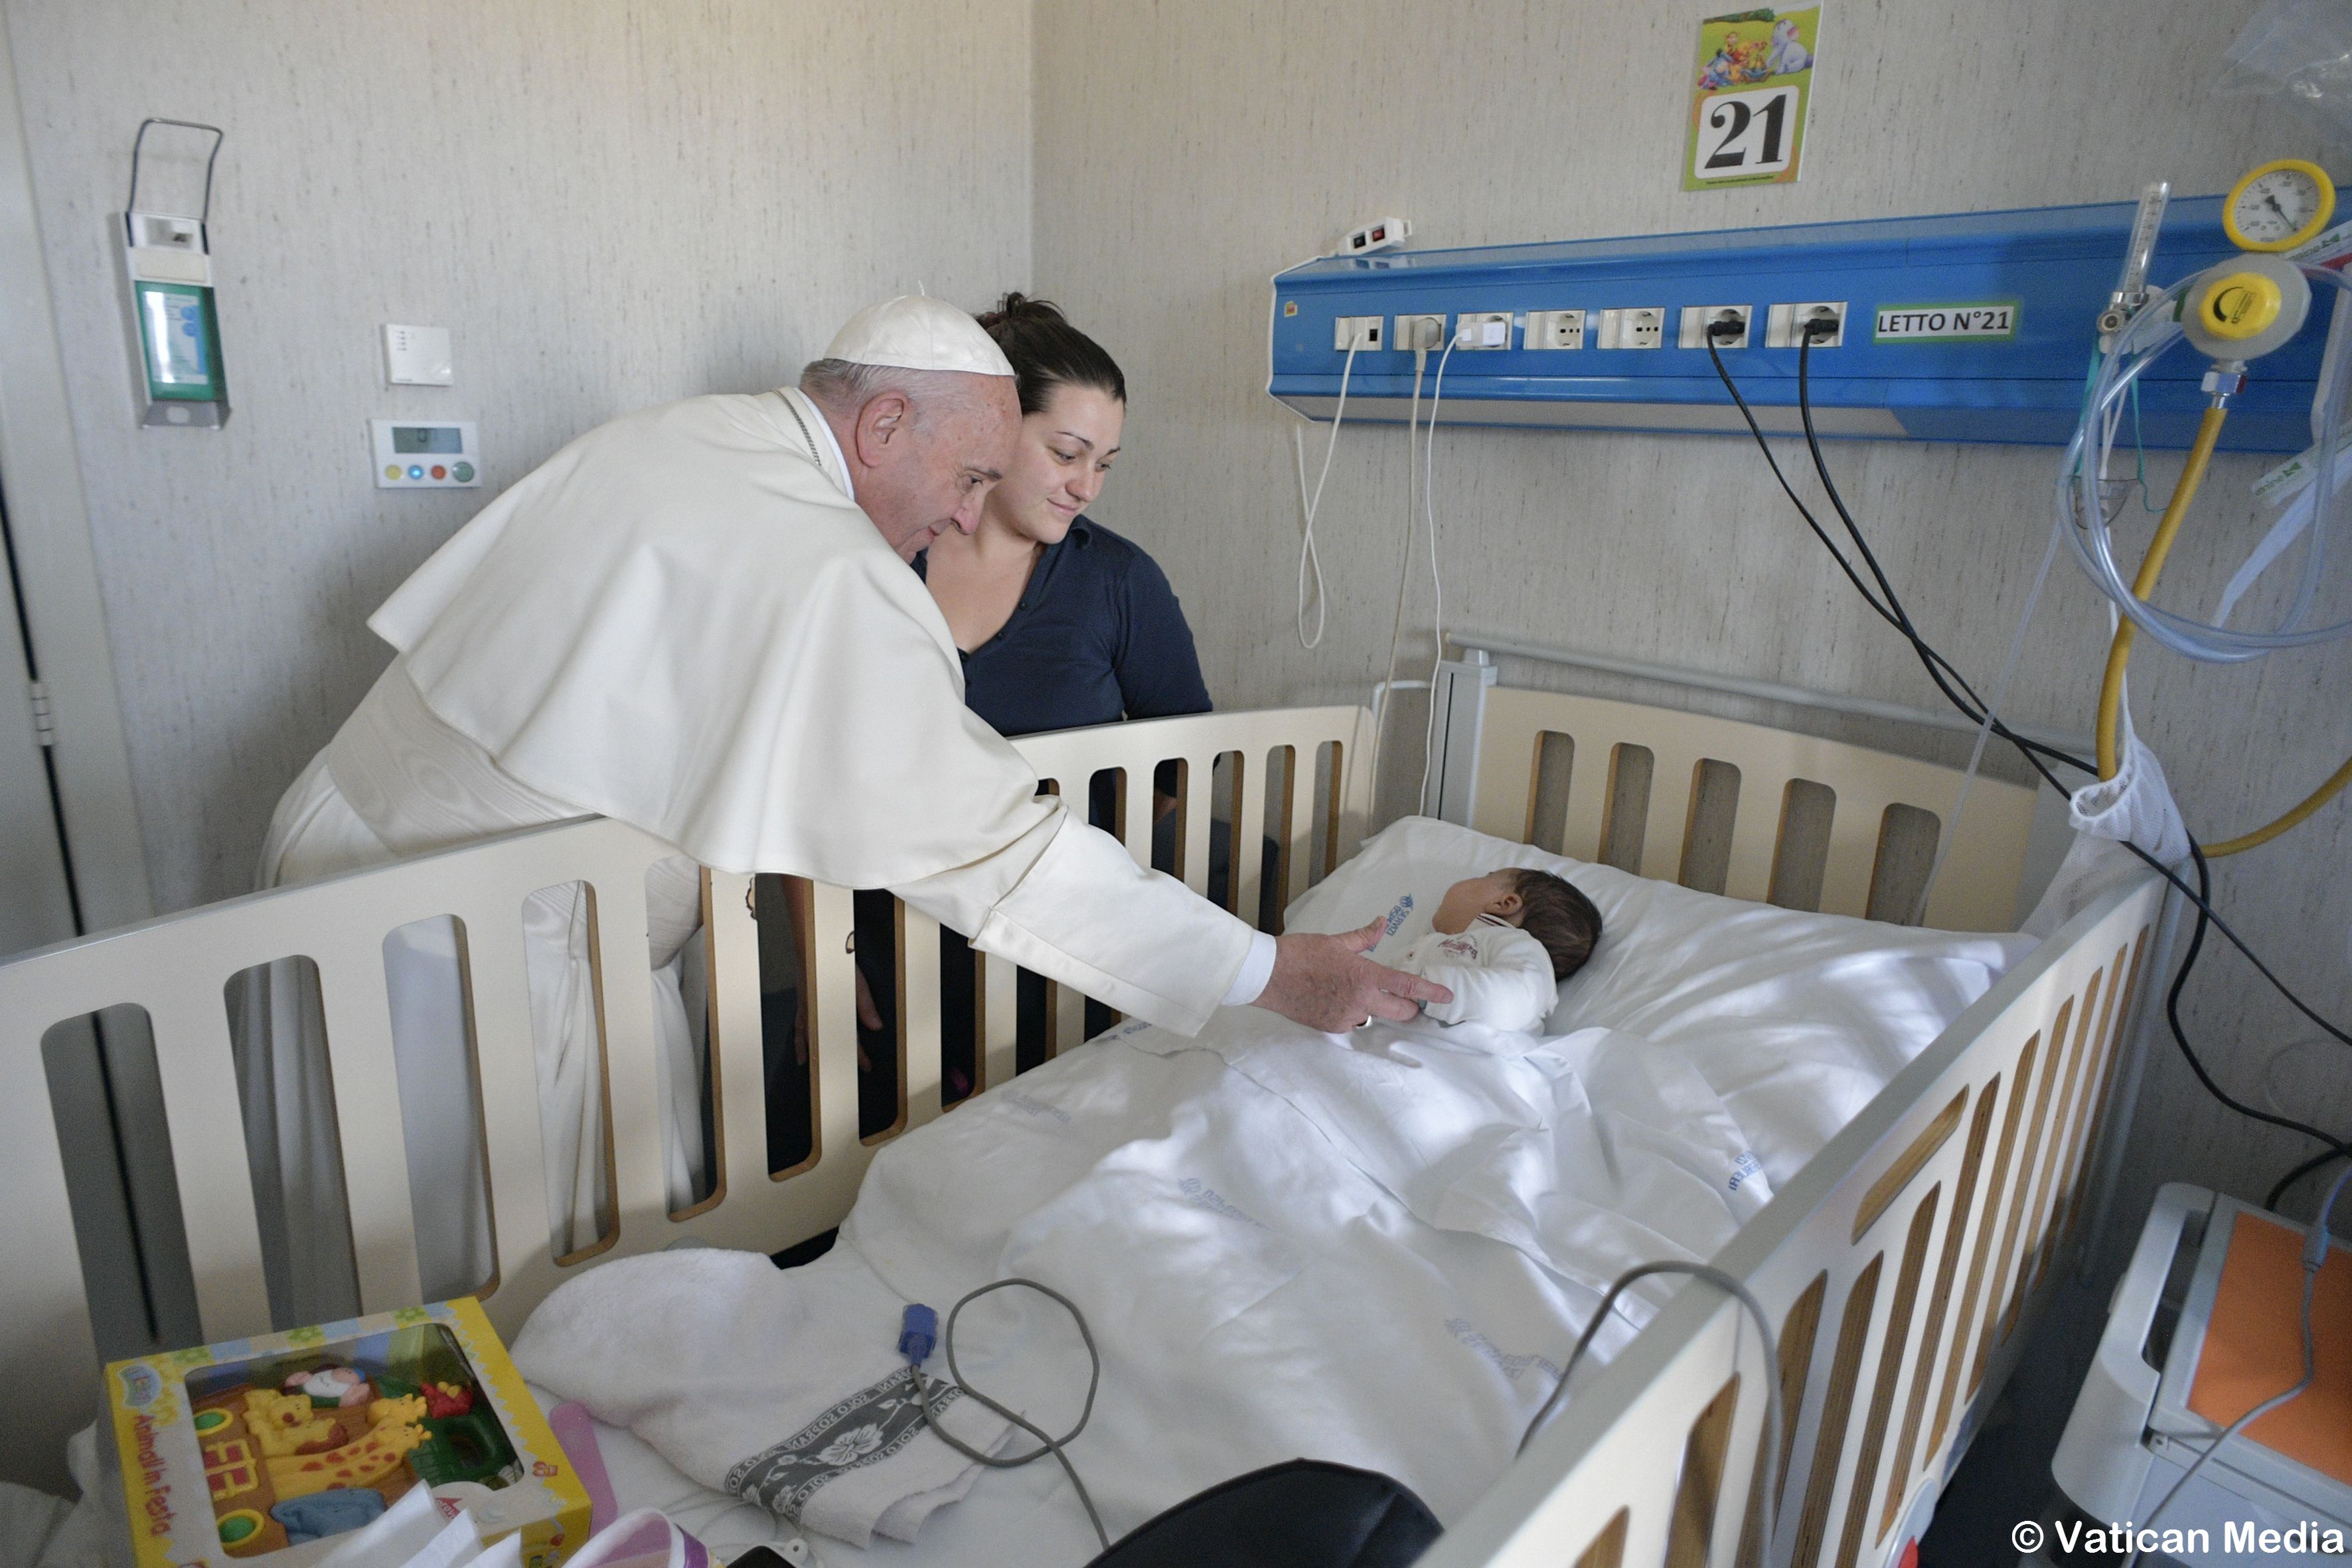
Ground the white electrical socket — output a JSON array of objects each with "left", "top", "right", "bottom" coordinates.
[
  {"left": 1598, "top": 307, "right": 1665, "bottom": 349},
  {"left": 1454, "top": 311, "right": 1513, "bottom": 349},
  {"left": 1333, "top": 315, "right": 1385, "bottom": 351},
  {"left": 1527, "top": 309, "right": 1585, "bottom": 350},
  {"left": 1393, "top": 314, "right": 1445, "bottom": 352},
  {"left": 1764, "top": 301, "right": 1849, "bottom": 349},
  {"left": 1678, "top": 305, "right": 1753, "bottom": 350}
]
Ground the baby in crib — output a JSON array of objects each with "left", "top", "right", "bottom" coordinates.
[{"left": 1391, "top": 869, "right": 1603, "bottom": 1034}]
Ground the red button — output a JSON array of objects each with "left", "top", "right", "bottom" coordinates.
[{"left": 430, "top": 465, "right": 447, "bottom": 480}]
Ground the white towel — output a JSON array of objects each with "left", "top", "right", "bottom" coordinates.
[{"left": 511, "top": 1249, "right": 1009, "bottom": 1548}]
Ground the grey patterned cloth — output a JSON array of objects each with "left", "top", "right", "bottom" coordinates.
[{"left": 727, "top": 1368, "right": 962, "bottom": 1520}]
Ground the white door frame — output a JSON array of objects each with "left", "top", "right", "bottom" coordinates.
[{"left": 0, "top": 7, "right": 153, "bottom": 935}]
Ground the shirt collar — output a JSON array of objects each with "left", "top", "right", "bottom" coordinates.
[{"left": 779, "top": 388, "right": 855, "bottom": 502}]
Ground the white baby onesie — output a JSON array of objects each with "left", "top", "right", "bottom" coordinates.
[{"left": 1393, "top": 915, "right": 1558, "bottom": 1032}]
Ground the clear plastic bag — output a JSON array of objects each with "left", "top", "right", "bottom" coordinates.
[{"left": 2215, "top": 0, "right": 2352, "bottom": 145}]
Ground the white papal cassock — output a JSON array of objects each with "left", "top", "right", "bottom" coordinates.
[{"left": 240, "top": 386, "right": 1259, "bottom": 1312}]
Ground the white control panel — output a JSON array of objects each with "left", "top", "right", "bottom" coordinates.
[{"left": 371, "top": 419, "right": 480, "bottom": 488}]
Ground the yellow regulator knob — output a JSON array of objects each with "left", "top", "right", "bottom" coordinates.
[
  {"left": 2200, "top": 271, "right": 2284, "bottom": 341},
  {"left": 2181, "top": 255, "right": 2310, "bottom": 362}
]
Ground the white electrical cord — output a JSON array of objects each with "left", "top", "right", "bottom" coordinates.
[
  {"left": 2061, "top": 267, "right": 2352, "bottom": 661},
  {"left": 1369, "top": 348, "right": 1431, "bottom": 793},
  {"left": 2125, "top": 1164, "right": 2351, "bottom": 1568},
  {"left": 1294, "top": 340, "right": 1361, "bottom": 649},
  {"left": 1417, "top": 339, "right": 1458, "bottom": 814}
]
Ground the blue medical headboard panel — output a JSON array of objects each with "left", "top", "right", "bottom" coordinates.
[{"left": 1265, "top": 197, "right": 2333, "bottom": 451}]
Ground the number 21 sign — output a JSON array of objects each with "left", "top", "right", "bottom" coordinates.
[{"left": 1684, "top": 6, "right": 1820, "bottom": 192}]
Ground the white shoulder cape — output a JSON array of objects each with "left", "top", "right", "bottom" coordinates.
[{"left": 368, "top": 390, "right": 1056, "bottom": 888}]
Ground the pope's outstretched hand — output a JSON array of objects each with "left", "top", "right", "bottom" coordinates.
[{"left": 1253, "top": 917, "right": 1454, "bottom": 1032}]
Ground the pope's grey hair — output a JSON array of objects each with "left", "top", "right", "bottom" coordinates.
[{"left": 799, "top": 359, "right": 990, "bottom": 422}]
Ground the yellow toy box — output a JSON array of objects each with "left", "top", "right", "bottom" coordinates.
[{"left": 104, "top": 1298, "right": 590, "bottom": 1568}]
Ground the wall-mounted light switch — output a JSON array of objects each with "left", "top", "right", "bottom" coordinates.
[{"left": 382, "top": 324, "right": 453, "bottom": 386}]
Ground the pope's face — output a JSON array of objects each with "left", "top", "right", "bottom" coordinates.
[
  {"left": 982, "top": 385, "right": 1125, "bottom": 546},
  {"left": 866, "top": 379, "right": 1022, "bottom": 561}
]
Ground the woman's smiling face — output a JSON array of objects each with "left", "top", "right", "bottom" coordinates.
[{"left": 984, "top": 382, "right": 1124, "bottom": 545}]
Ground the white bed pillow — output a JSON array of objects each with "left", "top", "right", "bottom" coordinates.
[{"left": 1283, "top": 817, "right": 2034, "bottom": 1184}]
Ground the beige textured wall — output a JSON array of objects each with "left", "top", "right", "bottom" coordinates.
[
  {"left": 1033, "top": 2, "right": 2352, "bottom": 1244},
  {"left": 7, "top": 0, "right": 1031, "bottom": 911}
]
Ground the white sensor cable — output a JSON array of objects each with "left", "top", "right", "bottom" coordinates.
[{"left": 1294, "top": 339, "right": 1362, "bottom": 650}]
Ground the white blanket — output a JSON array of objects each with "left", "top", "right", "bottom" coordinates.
[{"left": 519, "top": 1014, "right": 1764, "bottom": 1551}]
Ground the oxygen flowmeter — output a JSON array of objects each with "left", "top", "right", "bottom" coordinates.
[{"left": 120, "top": 119, "right": 228, "bottom": 429}]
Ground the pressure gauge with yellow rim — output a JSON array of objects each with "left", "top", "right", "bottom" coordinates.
[{"left": 2223, "top": 158, "right": 2336, "bottom": 252}]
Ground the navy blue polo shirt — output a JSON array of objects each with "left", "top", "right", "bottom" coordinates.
[{"left": 915, "top": 517, "right": 1210, "bottom": 823}]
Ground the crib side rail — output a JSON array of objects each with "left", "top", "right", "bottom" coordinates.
[
  {"left": 1471, "top": 686, "right": 2041, "bottom": 932},
  {"left": 0, "top": 703, "right": 1372, "bottom": 1492},
  {"left": 1421, "top": 872, "right": 2163, "bottom": 1568}
]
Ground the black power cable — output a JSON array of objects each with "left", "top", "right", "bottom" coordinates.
[{"left": 1701, "top": 315, "right": 2352, "bottom": 1208}]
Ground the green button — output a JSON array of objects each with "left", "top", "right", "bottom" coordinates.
[{"left": 452, "top": 461, "right": 475, "bottom": 482}]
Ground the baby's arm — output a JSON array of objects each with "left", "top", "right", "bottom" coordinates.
[{"left": 1410, "top": 931, "right": 1556, "bottom": 1032}]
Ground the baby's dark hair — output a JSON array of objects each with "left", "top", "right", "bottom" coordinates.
[
  {"left": 1508, "top": 868, "right": 1603, "bottom": 981},
  {"left": 975, "top": 292, "right": 1127, "bottom": 416}
]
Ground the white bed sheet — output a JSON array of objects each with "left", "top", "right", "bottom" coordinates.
[{"left": 518, "top": 819, "right": 2031, "bottom": 1565}]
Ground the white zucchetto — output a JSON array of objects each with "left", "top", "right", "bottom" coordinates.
[{"left": 822, "top": 295, "right": 1016, "bottom": 377}]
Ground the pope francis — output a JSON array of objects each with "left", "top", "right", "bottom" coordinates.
[{"left": 234, "top": 295, "right": 1447, "bottom": 1317}]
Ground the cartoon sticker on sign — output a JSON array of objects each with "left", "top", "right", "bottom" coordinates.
[{"left": 1686, "top": 7, "right": 1820, "bottom": 192}]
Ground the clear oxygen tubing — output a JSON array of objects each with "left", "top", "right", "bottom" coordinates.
[
  {"left": 2095, "top": 403, "right": 2231, "bottom": 778},
  {"left": 2060, "top": 266, "right": 2352, "bottom": 663},
  {"left": 1909, "top": 512, "right": 2069, "bottom": 924}
]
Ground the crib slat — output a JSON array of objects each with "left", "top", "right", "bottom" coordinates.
[
  {"left": 1121, "top": 755, "right": 1154, "bottom": 866},
  {"left": 1561, "top": 738, "right": 1610, "bottom": 864},
  {"left": 704, "top": 871, "right": 773, "bottom": 1224},
  {"left": 307, "top": 933, "right": 424, "bottom": 1313},
  {"left": 460, "top": 900, "right": 557, "bottom": 1307},
  {"left": 1234, "top": 749, "right": 1271, "bottom": 925},
  {"left": 980, "top": 950, "right": 1018, "bottom": 1091},
  {"left": 900, "top": 906, "right": 945, "bottom": 1129},
  {"left": 1056, "top": 972, "right": 1085, "bottom": 1058},
  {"left": 1722, "top": 772, "right": 1780, "bottom": 905},
  {"left": 1182, "top": 751, "right": 1214, "bottom": 898},
  {"left": 0, "top": 1016, "right": 105, "bottom": 1490},
  {"left": 588, "top": 873, "right": 670, "bottom": 1235},
  {"left": 143, "top": 985, "right": 273, "bottom": 1340},
  {"left": 1818, "top": 796, "right": 1891, "bottom": 918},
  {"left": 1638, "top": 751, "right": 1701, "bottom": 884},
  {"left": 809, "top": 881, "right": 864, "bottom": 1168},
  {"left": 1287, "top": 742, "right": 1322, "bottom": 902}
]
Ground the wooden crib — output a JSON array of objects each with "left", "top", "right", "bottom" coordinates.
[{"left": 0, "top": 683, "right": 2159, "bottom": 1568}]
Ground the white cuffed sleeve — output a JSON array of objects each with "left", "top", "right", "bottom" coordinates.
[
  {"left": 890, "top": 805, "right": 1257, "bottom": 1035},
  {"left": 1220, "top": 931, "right": 1279, "bottom": 1007}
]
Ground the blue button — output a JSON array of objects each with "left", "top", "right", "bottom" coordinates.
[{"left": 407, "top": 465, "right": 424, "bottom": 479}]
